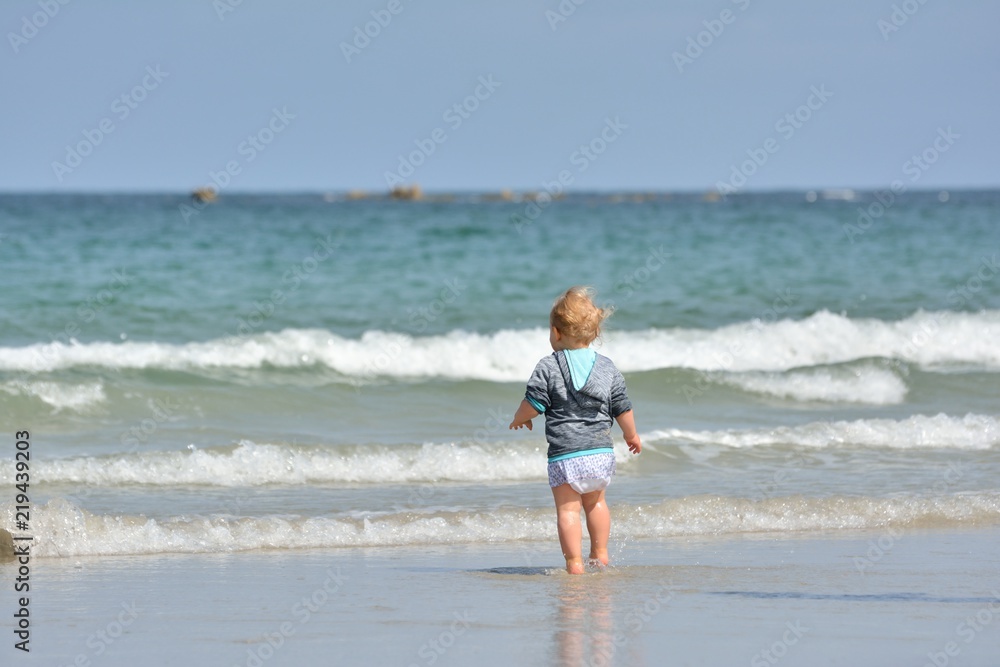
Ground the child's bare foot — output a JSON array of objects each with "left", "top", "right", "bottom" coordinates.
[
  {"left": 565, "top": 557, "right": 585, "bottom": 575},
  {"left": 589, "top": 549, "right": 609, "bottom": 567}
]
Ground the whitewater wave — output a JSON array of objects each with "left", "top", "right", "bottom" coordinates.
[
  {"left": 651, "top": 413, "right": 1000, "bottom": 450},
  {"left": 714, "top": 363, "right": 908, "bottom": 405},
  {"left": 1, "top": 440, "right": 634, "bottom": 487},
  {"left": 608, "top": 309, "right": 1000, "bottom": 375},
  {"left": 0, "top": 310, "right": 997, "bottom": 380},
  {"left": 0, "top": 380, "right": 106, "bottom": 412},
  {"left": 5, "top": 493, "right": 999, "bottom": 558},
  {"left": 6, "top": 414, "right": 996, "bottom": 489}
]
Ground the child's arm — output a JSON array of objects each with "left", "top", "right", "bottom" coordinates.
[
  {"left": 615, "top": 410, "right": 642, "bottom": 454},
  {"left": 509, "top": 399, "right": 540, "bottom": 430}
]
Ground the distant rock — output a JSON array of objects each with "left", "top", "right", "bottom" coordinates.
[
  {"left": 481, "top": 189, "right": 515, "bottom": 202},
  {"left": 191, "top": 188, "right": 217, "bottom": 203},
  {"left": 389, "top": 184, "right": 423, "bottom": 201}
]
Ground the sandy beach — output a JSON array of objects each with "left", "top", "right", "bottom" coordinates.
[
  {"left": 3, "top": 194, "right": 999, "bottom": 664},
  {"left": 3, "top": 527, "right": 998, "bottom": 666}
]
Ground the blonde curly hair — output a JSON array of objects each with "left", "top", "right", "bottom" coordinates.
[{"left": 549, "top": 286, "right": 612, "bottom": 345}]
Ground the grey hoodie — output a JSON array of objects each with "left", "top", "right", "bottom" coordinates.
[{"left": 524, "top": 350, "right": 633, "bottom": 461}]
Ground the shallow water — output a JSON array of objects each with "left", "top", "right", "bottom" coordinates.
[
  {"left": 3, "top": 530, "right": 998, "bottom": 666},
  {"left": 1, "top": 191, "right": 999, "bottom": 559}
]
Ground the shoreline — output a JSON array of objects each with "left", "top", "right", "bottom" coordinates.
[{"left": 3, "top": 526, "right": 998, "bottom": 665}]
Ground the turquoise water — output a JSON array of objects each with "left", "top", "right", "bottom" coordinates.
[
  {"left": 2, "top": 192, "right": 998, "bottom": 344},
  {"left": 1, "top": 191, "right": 999, "bottom": 557}
]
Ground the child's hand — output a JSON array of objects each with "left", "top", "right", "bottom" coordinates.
[
  {"left": 615, "top": 411, "right": 641, "bottom": 454},
  {"left": 509, "top": 400, "right": 539, "bottom": 431}
]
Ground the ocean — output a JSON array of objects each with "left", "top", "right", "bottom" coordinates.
[{"left": 1, "top": 190, "right": 999, "bottom": 664}]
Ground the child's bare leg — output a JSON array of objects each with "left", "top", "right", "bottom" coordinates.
[
  {"left": 581, "top": 489, "right": 610, "bottom": 565},
  {"left": 551, "top": 484, "right": 585, "bottom": 574}
]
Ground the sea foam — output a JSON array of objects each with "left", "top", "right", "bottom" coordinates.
[
  {"left": 4, "top": 440, "right": 610, "bottom": 487},
  {"left": 0, "top": 310, "right": 997, "bottom": 380},
  {"left": 6, "top": 414, "right": 996, "bottom": 489},
  {"left": 715, "top": 363, "right": 908, "bottom": 405},
  {"left": 7, "top": 492, "right": 999, "bottom": 558},
  {"left": 0, "top": 380, "right": 106, "bottom": 412},
  {"left": 650, "top": 413, "right": 1000, "bottom": 450}
]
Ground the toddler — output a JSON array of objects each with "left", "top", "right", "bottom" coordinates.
[{"left": 509, "top": 286, "right": 641, "bottom": 574}]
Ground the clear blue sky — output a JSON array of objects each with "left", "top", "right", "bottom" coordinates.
[{"left": 3, "top": 0, "right": 998, "bottom": 192}]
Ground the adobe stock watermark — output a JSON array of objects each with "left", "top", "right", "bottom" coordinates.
[
  {"left": 384, "top": 75, "right": 501, "bottom": 188},
  {"left": 6, "top": 266, "right": 133, "bottom": 397},
  {"left": 50, "top": 266, "right": 134, "bottom": 348},
  {"left": 119, "top": 398, "right": 181, "bottom": 449},
  {"left": 234, "top": 568, "right": 347, "bottom": 667},
  {"left": 750, "top": 620, "right": 809, "bottom": 667},
  {"left": 55, "top": 601, "right": 141, "bottom": 667},
  {"left": 340, "top": 0, "right": 416, "bottom": 64},
  {"left": 179, "top": 107, "right": 296, "bottom": 223},
  {"left": 749, "top": 452, "right": 812, "bottom": 502},
  {"left": 566, "top": 580, "right": 676, "bottom": 666},
  {"left": 545, "top": 0, "right": 588, "bottom": 31},
  {"left": 7, "top": 0, "right": 73, "bottom": 54},
  {"left": 357, "top": 277, "right": 467, "bottom": 386},
  {"left": 850, "top": 525, "right": 906, "bottom": 577},
  {"left": 406, "top": 278, "right": 465, "bottom": 333},
  {"left": 612, "top": 245, "right": 672, "bottom": 303},
  {"left": 853, "top": 460, "right": 963, "bottom": 575},
  {"left": 842, "top": 126, "right": 959, "bottom": 243},
  {"left": 877, "top": 0, "right": 932, "bottom": 40},
  {"left": 405, "top": 405, "right": 509, "bottom": 509},
  {"left": 406, "top": 610, "right": 475, "bottom": 667},
  {"left": 227, "top": 233, "right": 340, "bottom": 339},
  {"left": 64, "top": 398, "right": 180, "bottom": 507},
  {"left": 680, "top": 288, "right": 797, "bottom": 403},
  {"left": 890, "top": 313, "right": 942, "bottom": 373},
  {"left": 510, "top": 116, "right": 627, "bottom": 233},
  {"left": 947, "top": 253, "right": 998, "bottom": 308},
  {"left": 876, "top": 252, "right": 997, "bottom": 373},
  {"left": 622, "top": 581, "right": 675, "bottom": 634},
  {"left": 672, "top": 0, "right": 752, "bottom": 73},
  {"left": 716, "top": 85, "right": 832, "bottom": 197},
  {"left": 51, "top": 66, "right": 169, "bottom": 182},
  {"left": 213, "top": 0, "right": 248, "bottom": 21},
  {"left": 921, "top": 591, "right": 1000, "bottom": 667}
]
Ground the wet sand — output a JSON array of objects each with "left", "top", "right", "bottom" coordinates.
[{"left": 2, "top": 527, "right": 999, "bottom": 666}]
